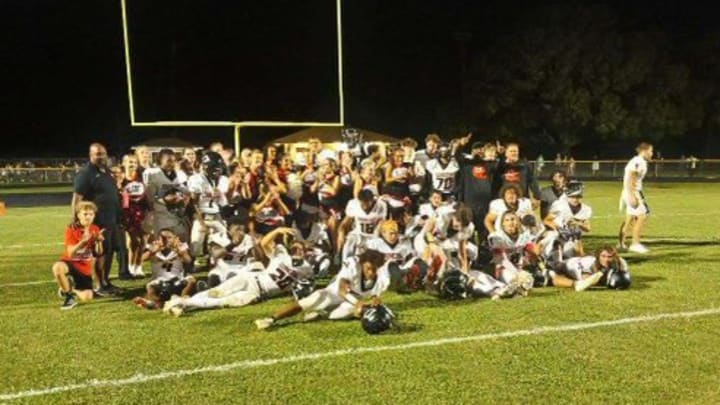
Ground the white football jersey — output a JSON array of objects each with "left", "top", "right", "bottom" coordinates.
[
  {"left": 260, "top": 250, "right": 315, "bottom": 292},
  {"left": 150, "top": 243, "right": 189, "bottom": 281},
  {"left": 187, "top": 174, "right": 229, "bottom": 214},
  {"left": 623, "top": 155, "right": 648, "bottom": 192},
  {"left": 487, "top": 230, "right": 535, "bottom": 264},
  {"left": 426, "top": 159, "right": 459, "bottom": 194},
  {"left": 209, "top": 232, "right": 255, "bottom": 267},
  {"left": 549, "top": 199, "right": 593, "bottom": 228},
  {"left": 365, "top": 237, "right": 415, "bottom": 264},
  {"left": 489, "top": 197, "right": 534, "bottom": 230},
  {"left": 565, "top": 256, "right": 629, "bottom": 274},
  {"left": 328, "top": 257, "right": 390, "bottom": 298},
  {"left": 346, "top": 198, "right": 388, "bottom": 237},
  {"left": 293, "top": 222, "right": 330, "bottom": 247},
  {"left": 434, "top": 213, "right": 475, "bottom": 253}
]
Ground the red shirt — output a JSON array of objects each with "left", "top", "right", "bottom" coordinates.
[{"left": 60, "top": 224, "right": 101, "bottom": 276}]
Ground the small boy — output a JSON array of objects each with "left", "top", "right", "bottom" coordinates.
[{"left": 52, "top": 201, "right": 104, "bottom": 310}]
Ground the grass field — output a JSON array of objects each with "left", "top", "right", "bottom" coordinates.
[{"left": 1, "top": 182, "right": 719, "bottom": 404}]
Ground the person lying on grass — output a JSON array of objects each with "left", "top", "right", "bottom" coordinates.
[
  {"left": 254, "top": 249, "right": 388, "bottom": 330},
  {"left": 52, "top": 201, "right": 104, "bottom": 310},
  {"left": 132, "top": 228, "right": 196, "bottom": 310}
]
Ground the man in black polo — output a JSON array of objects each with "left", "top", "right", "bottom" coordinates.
[{"left": 72, "top": 143, "right": 128, "bottom": 295}]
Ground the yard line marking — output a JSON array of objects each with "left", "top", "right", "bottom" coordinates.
[
  {"left": 0, "top": 242, "right": 63, "bottom": 249},
  {"left": 0, "top": 280, "right": 54, "bottom": 287},
  {"left": 1, "top": 307, "right": 719, "bottom": 401}
]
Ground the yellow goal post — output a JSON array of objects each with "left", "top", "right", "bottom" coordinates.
[{"left": 120, "top": 0, "right": 346, "bottom": 157}]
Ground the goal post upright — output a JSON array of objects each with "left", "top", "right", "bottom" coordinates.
[{"left": 120, "top": 0, "right": 346, "bottom": 155}]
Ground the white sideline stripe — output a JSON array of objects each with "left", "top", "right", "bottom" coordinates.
[
  {"left": 1, "top": 307, "right": 719, "bottom": 401},
  {"left": 0, "top": 242, "right": 63, "bottom": 249},
  {"left": 0, "top": 280, "right": 54, "bottom": 287}
]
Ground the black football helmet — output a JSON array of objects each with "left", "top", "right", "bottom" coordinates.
[
  {"left": 438, "top": 270, "right": 470, "bottom": 300},
  {"left": 291, "top": 278, "right": 316, "bottom": 300},
  {"left": 606, "top": 269, "right": 631, "bottom": 290},
  {"left": 201, "top": 151, "right": 226, "bottom": 179},
  {"left": 341, "top": 128, "right": 363, "bottom": 148},
  {"left": 361, "top": 304, "right": 395, "bottom": 335},
  {"left": 566, "top": 180, "right": 584, "bottom": 197}
]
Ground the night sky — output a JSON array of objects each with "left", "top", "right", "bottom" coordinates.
[{"left": 1, "top": 0, "right": 717, "bottom": 158}]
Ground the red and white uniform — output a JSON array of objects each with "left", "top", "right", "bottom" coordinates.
[{"left": 297, "top": 256, "right": 390, "bottom": 320}]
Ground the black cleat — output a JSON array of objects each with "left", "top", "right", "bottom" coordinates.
[{"left": 60, "top": 293, "right": 78, "bottom": 310}]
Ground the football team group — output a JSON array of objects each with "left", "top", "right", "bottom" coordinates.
[{"left": 52, "top": 130, "right": 653, "bottom": 334}]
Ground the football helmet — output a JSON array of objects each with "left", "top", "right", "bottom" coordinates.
[
  {"left": 201, "top": 151, "right": 226, "bottom": 179},
  {"left": 606, "top": 269, "right": 631, "bottom": 290},
  {"left": 291, "top": 278, "right": 316, "bottom": 300},
  {"left": 361, "top": 304, "right": 395, "bottom": 335},
  {"left": 341, "top": 128, "right": 363, "bottom": 148},
  {"left": 438, "top": 270, "right": 470, "bottom": 300}
]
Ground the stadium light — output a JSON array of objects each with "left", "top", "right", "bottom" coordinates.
[{"left": 120, "top": 0, "right": 345, "bottom": 156}]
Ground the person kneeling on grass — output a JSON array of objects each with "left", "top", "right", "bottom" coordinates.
[
  {"left": 132, "top": 228, "right": 196, "bottom": 309},
  {"left": 254, "top": 249, "right": 388, "bottom": 330},
  {"left": 52, "top": 201, "right": 105, "bottom": 310}
]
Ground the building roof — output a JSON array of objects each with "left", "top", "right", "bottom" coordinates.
[{"left": 271, "top": 127, "right": 399, "bottom": 145}]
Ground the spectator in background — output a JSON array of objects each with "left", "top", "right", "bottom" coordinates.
[
  {"left": 567, "top": 156, "right": 576, "bottom": 177},
  {"left": 72, "top": 143, "right": 127, "bottom": 295},
  {"left": 220, "top": 148, "right": 235, "bottom": 172},
  {"left": 591, "top": 156, "right": 600, "bottom": 177},
  {"left": 209, "top": 142, "right": 224, "bottom": 154},
  {"left": 145, "top": 149, "right": 190, "bottom": 242},
  {"left": 182, "top": 148, "right": 199, "bottom": 172},
  {"left": 687, "top": 155, "right": 699, "bottom": 177},
  {"left": 555, "top": 153, "right": 562, "bottom": 168},
  {"left": 240, "top": 148, "right": 253, "bottom": 168}
]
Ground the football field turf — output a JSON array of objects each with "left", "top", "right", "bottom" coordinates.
[{"left": 1, "top": 182, "right": 719, "bottom": 404}]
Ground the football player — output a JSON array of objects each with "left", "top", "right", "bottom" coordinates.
[
  {"left": 486, "top": 211, "right": 537, "bottom": 295},
  {"left": 540, "top": 246, "right": 630, "bottom": 291},
  {"left": 336, "top": 189, "right": 388, "bottom": 260},
  {"left": 52, "top": 201, "right": 104, "bottom": 310},
  {"left": 425, "top": 143, "right": 459, "bottom": 201},
  {"left": 132, "top": 228, "right": 196, "bottom": 309},
  {"left": 188, "top": 151, "right": 230, "bottom": 259},
  {"left": 619, "top": 142, "right": 654, "bottom": 253},
  {"left": 254, "top": 249, "right": 388, "bottom": 329},
  {"left": 164, "top": 228, "right": 315, "bottom": 317},
  {"left": 484, "top": 184, "right": 534, "bottom": 234},
  {"left": 543, "top": 181, "right": 592, "bottom": 260},
  {"left": 206, "top": 220, "right": 257, "bottom": 288}
]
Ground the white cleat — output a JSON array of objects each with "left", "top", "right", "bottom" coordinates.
[
  {"left": 254, "top": 318, "right": 275, "bottom": 330},
  {"left": 574, "top": 272, "right": 603, "bottom": 292},
  {"left": 162, "top": 295, "right": 182, "bottom": 314},
  {"left": 169, "top": 305, "right": 184, "bottom": 318},
  {"left": 303, "top": 311, "right": 325, "bottom": 322},
  {"left": 628, "top": 243, "right": 649, "bottom": 254}
]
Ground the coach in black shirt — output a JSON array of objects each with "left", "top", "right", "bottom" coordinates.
[
  {"left": 72, "top": 143, "right": 127, "bottom": 294},
  {"left": 456, "top": 141, "right": 496, "bottom": 240},
  {"left": 494, "top": 142, "right": 541, "bottom": 201}
]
